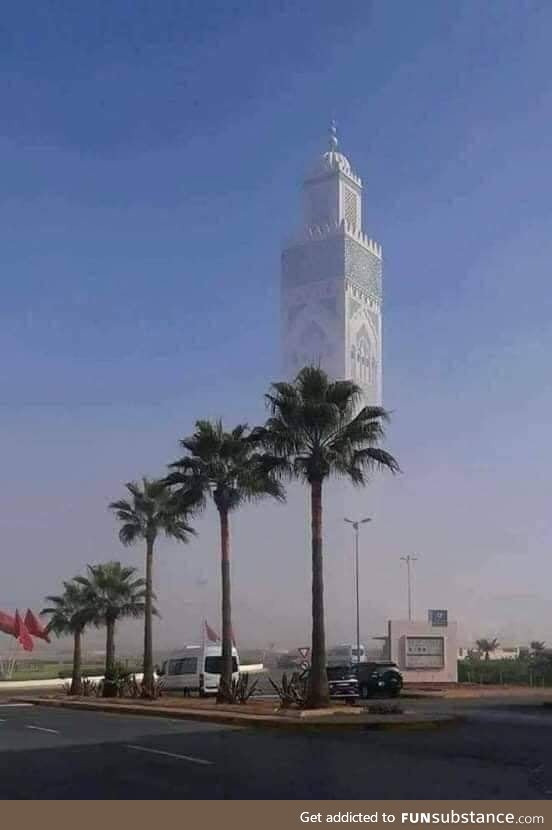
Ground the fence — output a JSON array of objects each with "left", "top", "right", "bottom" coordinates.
[{"left": 458, "top": 659, "right": 552, "bottom": 686}]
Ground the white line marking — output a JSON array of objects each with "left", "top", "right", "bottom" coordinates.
[
  {"left": 0, "top": 703, "right": 33, "bottom": 708},
  {"left": 126, "top": 744, "right": 213, "bottom": 765},
  {"left": 25, "top": 725, "right": 60, "bottom": 734}
]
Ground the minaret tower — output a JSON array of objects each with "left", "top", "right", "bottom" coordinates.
[{"left": 281, "top": 123, "right": 383, "bottom": 406}]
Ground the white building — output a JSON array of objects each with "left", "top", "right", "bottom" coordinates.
[
  {"left": 387, "top": 618, "right": 459, "bottom": 684},
  {"left": 281, "top": 123, "right": 383, "bottom": 406}
]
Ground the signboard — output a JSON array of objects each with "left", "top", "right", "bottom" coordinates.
[
  {"left": 405, "top": 636, "right": 445, "bottom": 669},
  {"left": 428, "top": 609, "right": 448, "bottom": 627},
  {"left": 298, "top": 647, "right": 310, "bottom": 660}
]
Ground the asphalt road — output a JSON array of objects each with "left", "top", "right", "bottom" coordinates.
[{"left": 0, "top": 700, "right": 552, "bottom": 799}]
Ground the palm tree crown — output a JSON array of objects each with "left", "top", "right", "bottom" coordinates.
[
  {"left": 42, "top": 581, "right": 94, "bottom": 636},
  {"left": 255, "top": 366, "right": 400, "bottom": 484},
  {"left": 110, "top": 477, "right": 196, "bottom": 547},
  {"left": 166, "top": 420, "right": 285, "bottom": 511},
  {"left": 76, "top": 562, "right": 148, "bottom": 624},
  {"left": 476, "top": 638, "right": 499, "bottom": 660}
]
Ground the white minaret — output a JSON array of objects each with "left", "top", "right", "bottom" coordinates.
[{"left": 281, "top": 123, "right": 383, "bottom": 406}]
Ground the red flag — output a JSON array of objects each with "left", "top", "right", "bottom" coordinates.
[
  {"left": 14, "top": 610, "right": 34, "bottom": 652},
  {"left": 24, "top": 609, "right": 50, "bottom": 643},
  {"left": 205, "top": 621, "right": 236, "bottom": 648},
  {"left": 204, "top": 621, "right": 219, "bottom": 642},
  {"left": 0, "top": 609, "right": 16, "bottom": 637}
]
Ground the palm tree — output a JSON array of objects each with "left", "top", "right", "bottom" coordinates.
[
  {"left": 530, "top": 640, "right": 546, "bottom": 655},
  {"left": 476, "top": 637, "right": 499, "bottom": 661},
  {"left": 165, "top": 420, "right": 285, "bottom": 702},
  {"left": 109, "top": 477, "right": 197, "bottom": 697},
  {"left": 76, "top": 562, "right": 147, "bottom": 697},
  {"left": 42, "top": 581, "right": 94, "bottom": 695},
  {"left": 254, "top": 366, "right": 400, "bottom": 708}
]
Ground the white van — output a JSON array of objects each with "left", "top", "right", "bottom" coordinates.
[
  {"left": 327, "top": 644, "right": 368, "bottom": 665},
  {"left": 158, "top": 644, "right": 240, "bottom": 696}
]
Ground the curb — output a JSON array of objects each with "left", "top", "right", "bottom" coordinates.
[{"left": 11, "top": 696, "right": 462, "bottom": 733}]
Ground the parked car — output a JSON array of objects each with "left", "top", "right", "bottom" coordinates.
[
  {"left": 325, "top": 664, "right": 359, "bottom": 703},
  {"left": 354, "top": 661, "right": 403, "bottom": 699}
]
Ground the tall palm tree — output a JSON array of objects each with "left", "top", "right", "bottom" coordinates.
[
  {"left": 476, "top": 637, "right": 499, "bottom": 661},
  {"left": 109, "top": 477, "right": 197, "bottom": 697},
  {"left": 165, "top": 420, "right": 285, "bottom": 702},
  {"left": 254, "top": 366, "right": 400, "bottom": 708},
  {"left": 42, "top": 581, "right": 94, "bottom": 695},
  {"left": 76, "top": 562, "right": 147, "bottom": 697}
]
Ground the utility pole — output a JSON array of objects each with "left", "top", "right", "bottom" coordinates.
[
  {"left": 400, "top": 555, "right": 418, "bottom": 621},
  {"left": 344, "top": 517, "right": 371, "bottom": 663}
]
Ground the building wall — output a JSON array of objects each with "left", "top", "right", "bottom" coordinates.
[{"left": 388, "top": 619, "right": 458, "bottom": 684}]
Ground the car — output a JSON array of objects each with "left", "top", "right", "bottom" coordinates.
[
  {"left": 325, "top": 664, "right": 359, "bottom": 703},
  {"left": 353, "top": 661, "right": 403, "bottom": 699}
]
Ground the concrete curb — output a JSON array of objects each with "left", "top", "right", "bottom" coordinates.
[{"left": 11, "top": 696, "right": 462, "bottom": 733}]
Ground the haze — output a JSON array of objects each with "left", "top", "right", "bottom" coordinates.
[{"left": 1, "top": 1, "right": 551, "bottom": 654}]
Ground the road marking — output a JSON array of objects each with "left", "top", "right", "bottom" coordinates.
[
  {"left": 25, "top": 725, "right": 60, "bottom": 734},
  {"left": 126, "top": 744, "right": 213, "bottom": 765},
  {"left": 0, "top": 703, "right": 33, "bottom": 708}
]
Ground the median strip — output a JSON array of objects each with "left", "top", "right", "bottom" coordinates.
[{"left": 126, "top": 744, "right": 213, "bottom": 765}]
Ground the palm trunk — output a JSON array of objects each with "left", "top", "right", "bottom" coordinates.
[
  {"left": 70, "top": 628, "right": 83, "bottom": 696},
  {"left": 217, "top": 507, "right": 233, "bottom": 703},
  {"left": 103, "top": 618, "right": 117, "bottom": 698},
  {"left": 307, "top": 478, "right": 329, "bottom": 708},
  {"left": 142, "top": 534, "right": 155, "bottom": 697}
]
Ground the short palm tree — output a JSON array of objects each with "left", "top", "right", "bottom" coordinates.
[
  {"left": 165, "top": 420, "right": 285, "bottom": 702},
  {"left": 42, "top": 581, "right": 94, "bottom": 695},
  {"left": 109, "top": 477, "right": 197, "bottom": 697},
  {"left": 76, "top": 562, "right": 147, "bottom": 697},
  {"left": 476, "top": 638, "right": 499, "bottom": 661},
  {"left": 254, "top": 366, "right": 400, "bottom": 708}
]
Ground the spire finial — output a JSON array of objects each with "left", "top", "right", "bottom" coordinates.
[{"left": 329, "top": 119, "right": 338, "bottom": 151}]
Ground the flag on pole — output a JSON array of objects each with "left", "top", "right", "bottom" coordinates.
[
  {"left": 204, "top": 621, "right": 219, "bottom": 643},
  {"left": 0, "top": 610, "right": 16, "bottom": 637},
  {"left": 14, "top": 610, "right": 34, "bottom": 652},
  {"left": 204, "top": 620, "right": 236, "bottom": 648},
  {"left": 24, "top": 609, "right": 50, "bottom": 643}
]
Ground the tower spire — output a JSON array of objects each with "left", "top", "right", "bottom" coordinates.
[{"left": 329, "top": 119, "right": 338, "bottom": 151}]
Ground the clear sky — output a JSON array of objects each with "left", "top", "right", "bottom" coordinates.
[{"left": 1, "top": 1, "right": 551, "bottom": 653}]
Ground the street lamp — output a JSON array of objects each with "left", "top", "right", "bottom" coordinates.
[
  {"left": 400, "top": 554, "right": 418, "bottom": 621},
  {"left": 344, "top": 517, "right": 371, "bottom": 664}
]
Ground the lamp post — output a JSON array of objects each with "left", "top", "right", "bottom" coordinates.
[
  {"left": 344, "top": 517, "right": 371, "bottom": 663},
  {"left": 400, "top": 554, "right": 418, "bottom": 621}
]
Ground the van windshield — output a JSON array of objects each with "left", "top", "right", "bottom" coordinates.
[
  {"left": 205, "top": 657, "right": 238, "bottom": 674},
  {"left": 330, "top": 647, "right": 351, "bottom": 657}
]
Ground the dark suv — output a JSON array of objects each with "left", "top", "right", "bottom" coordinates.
[
  {"left": 354, "top": 661, "right": 403, "bottom": 699},
  {"left": 326, "top": 664, "right": 359, "bottom": 703}
]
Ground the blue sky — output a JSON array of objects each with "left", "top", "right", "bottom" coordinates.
[{"left": 1, "top": 1, "right": 551, "bottom": 650}]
